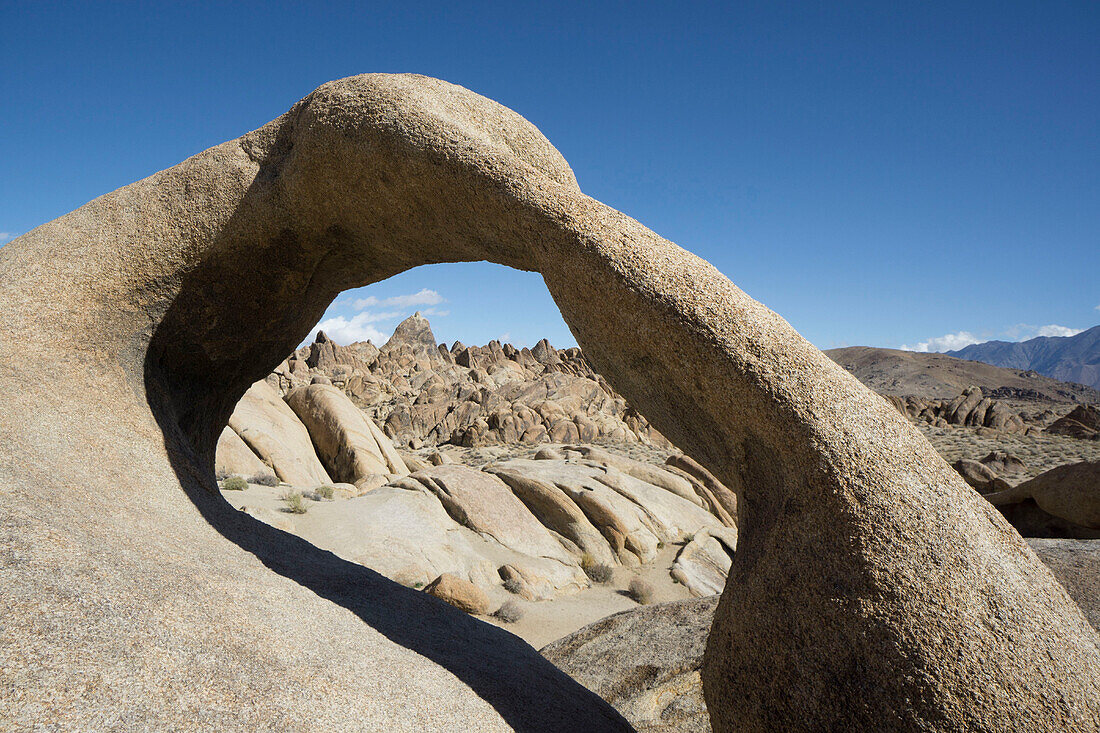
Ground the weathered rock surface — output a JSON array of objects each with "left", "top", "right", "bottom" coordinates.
[
  {"left": 405, "top": 465, "right": 578, "bottom": 565},
  {"left": 228, "top": 380, "right": 333, "bottom": 486},
  {"left": 214, "top": 425, "right": 270, "bottom": 478},
  {"left": 671, "top": 529, "right": 737, "bottom": 597},
  {"left": 489, "top": 458, "right": 724, "bottom": 566},
  {"left": 424, "top": 573, "right": 493, "bottom": 615},
  {"left": 3, "top": 73, "right": 1097, "bottom": 730},
  {"left": 285, "top": 382, "right": 408, "bottom": 488},
  {"left": 986, "top": 461, "right": 1100, "bottom": 529},
  {"left": 542, "top": 597, "right": 719, "bottom": 733},
  {"left": 289, "top": 314, "right": 671, "bottom": 450},
  {"left": 882, "top": 385, "right": 1032, "bottom": 434},
  {"left": 1048, "top": 404, "right": 1100, "bottom": 440},
  {"left": 1029, "top": 539, "right": 1100, "bottom": 631},
  {"left": 952, "top": 458, "right": 1009, "bottom": 494},
  {"left": 980, "top": 450, "right": 1028, "bottom": 476}
]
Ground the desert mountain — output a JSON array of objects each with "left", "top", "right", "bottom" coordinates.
[
  {"left": 945, "top": 325, "right": 1100, "bottom": 389},
  {"left": 826, "top": 345, "right": 1100, "bottom": 403}
]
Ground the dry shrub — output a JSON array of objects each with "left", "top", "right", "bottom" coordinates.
[
  {"left": 221, "top": 475, "right": 248, "bottom": 491},
  {"left": 281, "top": 491, "right": 308, "bottom": 514},
  {"left": 493, "top": 600, "right": 524, "bottom": 623},
  {"left": 629, "top": 577, "right": 655, "bottom": 605},
  {"left": 249, "top": 471, "right": 279, "bottom": 487}
]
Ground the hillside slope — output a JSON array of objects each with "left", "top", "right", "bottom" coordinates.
[
  {"left": 946, "top": 325, "right": 1100, "bottom": 389},
  {"left": 825, "top": 346, "right": 1100, "bottom": 402}
]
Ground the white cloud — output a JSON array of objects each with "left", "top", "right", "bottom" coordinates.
[
  {"left": 1035, "top": 324, "right": 1083, "bottom": 338},
  {"left": 0, "top": 232, "right": 16, "bottom": 244},
  {"left": 900, "top": 331, "right": 984, "bottom": 353},
  {"left": 1094, "top": 304, "right": 1100, "bottom": 312},
  {"left": 311, "top": 313, "right": 389, "bottom": 344},
  {"left": 352, "top": 288, "right": 443, "bottom": 311}
]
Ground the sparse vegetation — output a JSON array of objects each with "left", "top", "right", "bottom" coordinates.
[
  {"left": 214, "top": 469, "right": 230, "bottom": 481},
  {"left": 493, "top": 600, "right": 524, "bottom": 623},
  {"left": 281, "top": 491, "right": 308, "bottom": 514},
  {"left": 503, "top": 578, "right": 524, "bottom": 595},
  {"left": 249, "top": 471, "right": 279, "bottom": 487},
  {"left": 628, "top": 577, "right": 655, "bottom": 605},
  {"left": 585, "top": 563, "right": 613, "bottom": 584},
  {"left": 580, "top": 552, "right": 596, "bottom": 570},
  {"left": 316, "top": 485, "right": 335, "bottom": 500},
  {"left": 221, "top": 475, "right": 248, "bottom": 491}
]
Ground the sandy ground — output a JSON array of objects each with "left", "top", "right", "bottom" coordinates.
[
  {"left": 220, "top": 482, "right": 698, "bottom": 648},
  {"left": 918, "top": 423, "right": 1100, "bottom": 479}
]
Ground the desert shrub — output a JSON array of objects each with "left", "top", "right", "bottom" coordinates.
[
  {"left": 249, "top": 471, "right": 279, "bottom": 487},
  {"left": 316, "top": 485, "right": 335, "bottom": 500},
  {"left": 281, "top": 491, "right": 308, "bottom": 514},
  {"left": 628, "top": 578, "right": 655, "bottom": 605},
  {"left": 503, "top": 578, "right": 524, "bottom": 595},
  {"left": 221, "top": 475, "right": 248, "bottom": 491},
  {"left": 493, "top": 600, "right": 524, "bottom": 623},
  {"left": 580, "top": 552, "right": 596, "bottom": 570},
  {"left": 215, "top": 468, "right": 230, "bottom": 481},
  {"left": 585, "top": 563, "right": 613, "bottom": 584}
]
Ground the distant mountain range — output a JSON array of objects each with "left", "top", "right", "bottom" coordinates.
[{"left": 945, "top": 325, "right": 1100, "bottom": 390}]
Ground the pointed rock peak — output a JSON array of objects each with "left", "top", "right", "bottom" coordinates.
[
  {"left": 384, "top": 312, "right": 437, "bottom": 354},
  {"left": 315, "top": 330, "right": 332, "bottom": 344}
]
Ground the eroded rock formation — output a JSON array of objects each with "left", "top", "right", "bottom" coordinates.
[{"left": 2, "top": 73, "right": 1098, "bottom": 730}]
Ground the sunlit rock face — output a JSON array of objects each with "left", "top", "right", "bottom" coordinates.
[{"left": 1, "top": 73, "right": 1097, "bottom": 730}]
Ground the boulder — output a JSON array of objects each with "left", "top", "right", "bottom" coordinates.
[
  {"left": 664, "top": 453, "right": 739, "bottom": 525},
  {"left": 986, "top": 461, "right": 1100, "bottom": 529},
  {"left": 488, "top": 465, "right": 619, "bottom": 567},
  {"left": 1047, "top": 405, "right": 1100, "bottom": 440},
  {"left": 542, "top": 597, "right": 718, "bottom": 733},
  {"left": 285, "top": 383, "right": 408, "bottom": 487},
  {"left": 980, "top": 450, "right": 1027, "bottom": 475},
  {"left": 214, "top": 425, "right": 270, "bottom": 478},
  {"left": 228, "top": 380, "right": 333, "bottom": 487},
  {"left": 424, "top": 573, "right": 492, "bottom": 615},
  {"left": 952, "top": 459, "right": 1009, "bottom": 494},
  {"left": 670, "top": 528, "right": 737, "bottom": 597},
  {"left": 407, "top": 465, "right": 578, "bottom": 566},
  {"left": 489, "top": 459, "right": 663, "bottom": 565}
]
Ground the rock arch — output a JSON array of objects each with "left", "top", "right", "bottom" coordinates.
[{"left": 1, "top": 74, "right": 1097, "bottom": 730}]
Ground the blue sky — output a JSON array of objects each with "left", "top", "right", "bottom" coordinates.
[{"left": 2, "top": 1, "right": 1096, "bottom": 351}]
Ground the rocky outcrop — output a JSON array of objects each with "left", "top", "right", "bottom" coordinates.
[
  {"left": 287, "top": 315, "right": 671, "bottom": 450},
  {"left": 228, "top": 380, "right": 333, "bottom": 487},
  {"left": 986, "top": 461, "right": 1100, "bottom": 530},
  {"left": 4, "top": 73, "right": 1098, "bottom": 730},
  {"left": 234, "top": 448, "right": 734, "bottom": 599},
  {"left": 489, "top": 458, "right": 725, "bottom": 567},
  {"left": 424, "top": 573, "right": 492, "bottom": 615},
  {"left": 1047, "top": 404, "right": 1100, "bottom": 440},
  {"left": 886, "top": 386, "right": 1031, "bottom": 434},
  {"left": 284, "top": 382, "right": 408, "bottom": 489},
  {"left": 404, "top": 465, "right": 579, "bottom": 565},
  {"left": 214, "top": 425, "right": 270, "bottom": 479},
  {"left": 671, "top": 528, "right": 737, "bottom": 597},
  {"left": 952, "top": 459, "right": 1009, "bottom": 494},
  {"left": 542, "top": 596, "right": 718, "bottom": 733}
]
